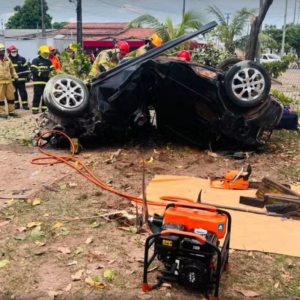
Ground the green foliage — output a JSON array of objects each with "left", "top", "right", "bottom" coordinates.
[
  {"left": 271, "top": 89, "right": 300, "bottom": 105},
  {"left": 6, "top": 0, "right": 52, "bottom": 29},
  {"left": 207, "top": 6, "right": 256, "bottom": 51},
  {"left": 52, "top": 22, "right": 69, "bottom": 29},
  {"left": 127, "top": 9, "right": 205, "bottom": 44},
  {"left": 261, "top": 54, "right": 297, "bottom": 79},
  {"left": 192, "top": 47, "right": 236, "bottom": 66},
  {"left": 55, "top": 44, "right": 92, "bottom": 80}
]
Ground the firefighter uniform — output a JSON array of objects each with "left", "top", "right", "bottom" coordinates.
[
  {"left": 0, "top": 56, "right": 18, "bottom": 116},
  {"left": 89, "top": 49, "right": 119, "bottom": 77},
  {"left": 9, "top": 54, "right": 29, "bottom": 109},
  {"left": 31, "top": 55, "right": 54, "bottom": 114},
  {"left": 136, "top": 45, "right": 151, "bottom": 57}
]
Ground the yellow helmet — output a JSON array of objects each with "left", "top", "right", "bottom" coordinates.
[
  {"left": 0, "top": 43, "right": 5, "bottom": 51},
  {"left": 66, "top": 44, "right": 75, "bottom": 51},
  {"left": 150, "top": 33, "right": 162, "bottom": 47},
  {"left": 38, "top": 45, "right": 50, "bottom": 55}
]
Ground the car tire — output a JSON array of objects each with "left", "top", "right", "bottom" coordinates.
[
  {"left": 43, "top": 74, "right": 89, "bottom": 118},
  {"left": 216, "top": 58, "right": 242, "bottom": 72},
  {"left": 266, "top": 202, "right": 299, "bottom": 214},
  {"left": 224, "top": 60, "right": 271, "bottom": 108}
]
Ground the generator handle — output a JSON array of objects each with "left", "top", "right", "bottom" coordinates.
[
  {"left": 161, "top": 229, "right": 206, "bottom": 243},
  {"left": 166, "top": 202, "right": 217, "bottom": 212}
]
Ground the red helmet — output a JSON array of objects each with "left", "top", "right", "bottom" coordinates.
[
  {"left": 178, "top": 50, "right": 191, "bottom": 62},
  {"left": 7, "top": 45, "right": 18, "bottom": 53},
  {"left": 116, "top": 41, "right": 130, "bottom": 54}
]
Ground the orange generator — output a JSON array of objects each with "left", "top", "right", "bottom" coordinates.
[{"left": 143, "top": 202, "right": 231, "bottom": 300}]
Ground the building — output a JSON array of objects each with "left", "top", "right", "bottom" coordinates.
[{"left": 54, "top": 22, "right": 155, "bottom": 52}]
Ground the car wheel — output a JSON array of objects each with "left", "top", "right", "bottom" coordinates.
[
  {"left": 224, "top": 60, "right": 271, "bottom": 108},
  {"left": 216, "top": 58, "right": 242, "bottom": 72},
  {"left": 43, "top": 74, "right": 89, "bottom": 118}
]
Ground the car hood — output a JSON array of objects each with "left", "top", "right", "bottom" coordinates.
[{"left": 91, "top": 21, "right": 218, "bottom": 86}]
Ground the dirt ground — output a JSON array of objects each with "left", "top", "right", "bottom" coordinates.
[{"left": 1, "top": 87, "right": 300, "bottom": 300}]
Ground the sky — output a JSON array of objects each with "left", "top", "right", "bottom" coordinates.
[{"left": 0, "top": 0, "right": 298, "bottom": 29}]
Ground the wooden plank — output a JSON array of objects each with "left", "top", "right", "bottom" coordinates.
[{"left": 264, "top": 193, "right": 300, "bottom": 204}]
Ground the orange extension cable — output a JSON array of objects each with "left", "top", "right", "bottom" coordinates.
[{"left": 31, "top": 130, "right": 194, "bottom": 207}]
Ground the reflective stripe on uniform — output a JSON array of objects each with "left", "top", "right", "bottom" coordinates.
[
  {"left": 18, "top": 78, "right": 26, "bottom": 81},
  {"left": 22, "top": 101, "right": 28, "bottom": 104},
  {"left": 34, "top": 81, "right": 46, "bottom": 85},
  {"left": 22, "top": 63, "right": 28, "bottom": 67},
  {"left": 32, "top": 107, "right": 39, "bottom": 110},
  {"left": 41, "top": 106, "right": 47, "bottom": 110},
  {"left": 13, "top": 64, "right": 18, "bottom": 67},
  {"left": 50, "top": 65, "right": 54, "bottom": 69},
  {"left": 31, "top": 65, "right": 47, "bottom": 69},
  {"left": 14, "top": 101, "right": 19, "bottom": 104}
]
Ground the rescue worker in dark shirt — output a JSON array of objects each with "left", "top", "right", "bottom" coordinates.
[{"left": 7, "top": 45, "right": 29, "bottom": 110}]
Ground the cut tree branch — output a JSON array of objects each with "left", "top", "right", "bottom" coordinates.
[{"left": 246, "top": 0, "right": 273, "bottom": 60}]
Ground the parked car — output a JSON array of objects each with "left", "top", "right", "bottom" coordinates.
[
  {"left": 39, "top": 21, "right": 283, "bottom": 148},
  {"left": 260, "top": 54, "right": 281, "bottom": 63}
]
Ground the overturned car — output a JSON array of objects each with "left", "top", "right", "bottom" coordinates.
[{"left": 40, "top": 22, "right": 283, "bottom": 147}]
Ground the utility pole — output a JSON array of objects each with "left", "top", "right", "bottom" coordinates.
[
  {"left": 281, "top": 0, "right": 288, "bottom": 56},
  {"left": 182, "top": 0, "right": 186, "bottom": 19},
  {"left": 76, "top": 0, "right": 83, "bottom": 46},
  {"left": 41, "top": 0, "right": 46, "bottom": 38},
  {"left": 226, "top": 13, "right": 230, "bottom": 25},
  {"left": 294, "top": 0, "right": 297, "bottom": 23},
  {"left": 255, "top": 0, "right": 263, "bottom": 63}
]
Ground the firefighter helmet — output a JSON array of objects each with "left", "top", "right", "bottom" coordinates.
[
  {"left": 0, "top": 43, "right": 5, "bottom": 52},
  {"left": 150, "top": 33, "right": 162, "bottom": 47},
  {"left": 115, "top": 41, "right": 130, "bottom": 54},
  {"left": 38, "top": 45, "right": 50, "bottom": 55},
  {"left": 178, "top": 50, "right": 191, "bottom": 62},
  {"left": 66, "top": 44, "right": 75, "bottom": 52},
  {"left": 7, "top": 45, "right": 18, "bottom": 53},
  {"left": 48, "top": 46, "right": 56, "bottom": 51}
]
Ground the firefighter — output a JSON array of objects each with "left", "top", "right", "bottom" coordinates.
[
  {"left": 7, "top": 45, "right": 30, "bottom": 110},
  {"left": 178, "top": 50, "right": 191, "bottom": 62},
  {"left": 31, "top": 45, "right": 54, "bottom": 114},
  {"left": 135, "top": 33, "right": 162, "bottom": 57},
  {"left": 66, "top": 44, "right": 76, "bottom": 60},
  {"left": 49, "top": 46, "right": 61, "bottom": 71},
  {"left": 89, "top": 41, "right": 130, "bottom": 77},
  {"left": 0, "top": 43, "right": 19, "bottom": 118}
]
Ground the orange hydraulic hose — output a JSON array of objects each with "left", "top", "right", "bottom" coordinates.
[{"left": 31, "top": 130, "right": 195, "bottom": 207}]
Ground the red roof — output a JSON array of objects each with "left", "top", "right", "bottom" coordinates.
[
  {"left": 58, "top": 28, "right": 122, "bottom": 35},
  {"left": 64, "top": 22, "right": 128, "bottom": 29},
  {"left": 116, "top": 28, "right": 155, "bottom": 39}
]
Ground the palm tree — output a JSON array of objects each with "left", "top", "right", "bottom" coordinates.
[
  {"left": 126, "top": 9, "right": 205, "bottom": 43},
  {"left": 207, "top": 6, "right": 256, "bottom": 52}
]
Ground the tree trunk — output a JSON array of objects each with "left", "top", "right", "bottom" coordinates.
[{"left": 246, "top": 0, "right": 273, "bottom": 60}]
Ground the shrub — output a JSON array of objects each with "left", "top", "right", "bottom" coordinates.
[{"left": 271, "top": 89, "right": 300, "bottom": 105}]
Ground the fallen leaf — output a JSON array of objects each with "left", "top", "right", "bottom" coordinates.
[
  {"left": 139, "top": 159, "right": 147, "bottom": 163},
  {"left": 281, "top": 267, "right": 290, "bottom": 275},
  {"left": 48, "top": 291, "right": 59, "bottom": 300},
  {"left": 82, "top": 153, "right": 92, "bottom": 158},
  {"left": 118, "top": 226, "right": 131, "bottom": 232},
  {"left": 62, "top": 230, "right": 70, "bottom": 236},
  {"left": 207, "top": 151, "right": 218, "bottom": 158},
  {"left": 137, "top": 295, "right": 152, "bottom": 300},
  {"left": 65, "top": 283, "right": 72, "bottom": 292},
  {"left": 31, "top": 231, "right": 45, "bottom": 239},
  {"left": 125, "top": 269, "right": 135, "bottom": 275},
  {"left": 286, "top": 258, "right": 293, "bottom": 268},
  {"left": 71, "top": 269, "right": 85, "bottom": 281},
  {"left": 108, "top": 259, "right": 116, "bottom": 265},
  {"left": 58, "top": 247, "right": 71, "bottom": 254},
  {"left": 153, "top": 149, "right": 160, "bottom": 154},
  {"left": 16, "top": 226, "right": 26, "bottom": 233},
  {"left": 274, "top": 281, "right": 280, "bottom": 289},
  {"left": 130, "top": 226, "right": 138, "bottom": 234},
  {"left": 147, "top": 157, "right": 154, "bottom": 163},
  {"left": 32, "top": 225, "right": 41, "bottom": 233},
  {"left": 147, "top": 266, "right": 158, "bottom": 273},
  {"left": 75, "top": 161, "right": 82, "bottom": 169},
  {"left": 237, "top": 290, "right": 262, "bottom": 297},
  {"left": 67, "top": 261, "right": 77, "bottom": 266},
  {"left": 68, "top": 182, "right": 78, "bottom": 188},
  {"left": 26, "top": 199, "right": 32, "bottom": 204},
  {"left": 14, "top": 234, "right": 26, "bottom": 241},
  {"left": 27, "top": 222, "right": 42, "bottom": 228},
  {"left": 52, "top": 222, "right": 63, "bottom": 229},
  {"left": 34, "top": 249, "right": 46, "bottom": 256},
  {"left": 0, "top": 259, "right": 10, "bottom": 268},
  {"left": 4, "top": 199, "right": 14, "bottom": 204},
  {"left": 58, "top": 182, "right": 67, "bottom": 190},
  {"left": 85, "top": 237, "right": 93, "bottom": 244},
  {"left": 90, "top": 221, "right": 100, "bottom": 228},
  {"left": 104, "top": 269, "right": 115, "bottom": 281},
  {"left": 74, "top": 247, "right": 83, "bottom": 255},
  {"left": 0, "top": 221, "right": 10, "bottom": 227},
  {"left": 32, "top": 198, "right": 41, "bottom": 206},
  {"left": 35, "top": 241, "right": 46, "bottom": 247},
  {"left": 85, "top": 277, "right": 105, "bottom": 288},
  {"left": 176, "top": 166, "right": 183, "bottom": 169}
]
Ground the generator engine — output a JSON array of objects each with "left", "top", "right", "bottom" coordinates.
[{"left": 142, "top": 202, "right": 231, "bottom": 300}]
